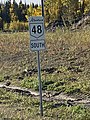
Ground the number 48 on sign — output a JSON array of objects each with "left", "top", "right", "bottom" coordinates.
[
  {"left": 32, "top": 25, "right": 42, "bottom": 34},
  {"left": 28, "top": 16, "right": 45, "bottom": 51}
]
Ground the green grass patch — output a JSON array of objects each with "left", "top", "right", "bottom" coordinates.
[
  {"left": 0, "top": 75, "right": 4, "bottom": 82},
  {"left": 20, "top": 77, "right": 39, "bottom": 91},
  {"left": 0, "top": 88, "right": 90, "bottom": 120}
]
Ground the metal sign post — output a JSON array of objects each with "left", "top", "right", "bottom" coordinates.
[
  {"left": 41, "top": 0, "right": 44, "bottom": 17},
  {"left": 37, "top": 51, "right": 43, "bottom": 116},
  {"left": 28, "top": 0, "right": 45, "bottom": 116}
]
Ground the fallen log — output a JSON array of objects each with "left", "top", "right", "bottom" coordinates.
[
  {"left": 0, "top": 84, "right": 90, "bottom": 107},
  {"left": 0, "top": 84, "right": 39, "bottom": 96}
]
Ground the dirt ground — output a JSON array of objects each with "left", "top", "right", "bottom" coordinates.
[{"left": 0, "top": 30, "right": 90, "bottom": 99}]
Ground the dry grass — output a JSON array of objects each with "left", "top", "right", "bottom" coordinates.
[{"left": 0, "top": 28, "right": 90, "bottom": 119}]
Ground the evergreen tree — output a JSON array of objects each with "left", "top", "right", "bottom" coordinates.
[
  {"left": 4, "top": 0, "right": 11, "bottom": 23},
  {"left": 80, "top": 0, "right": 85, "bottom": 16},
  {"left": 18, "top": 0, "right": 27, "bottom": 22}
]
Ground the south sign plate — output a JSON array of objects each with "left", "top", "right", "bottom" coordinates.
[{"left": 28, "top": 16, "right": 45, "bottom": 51}]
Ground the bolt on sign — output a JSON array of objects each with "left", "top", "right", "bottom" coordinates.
[{"left": 28, "top": 16, "right": 45, "bottom": 51}]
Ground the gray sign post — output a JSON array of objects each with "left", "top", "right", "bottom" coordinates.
[
  {"left": 38, "top": 0, "right": 44, "bottom": 116},
  {"left": 37, "top": 51, "right": 43, "bottom": 116}
]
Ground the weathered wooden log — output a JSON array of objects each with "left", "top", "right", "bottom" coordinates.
[{"left": 0, "top": 84, "right": 90, "bottom": 107}]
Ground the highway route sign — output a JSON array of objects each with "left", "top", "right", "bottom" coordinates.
[{"left": 28, "top": 16, "right": 45, "bottom": 51}]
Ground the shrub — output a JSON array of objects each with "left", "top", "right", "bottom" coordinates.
[{"left": 9, "top": 21, "right": 28, "bottom": 31}]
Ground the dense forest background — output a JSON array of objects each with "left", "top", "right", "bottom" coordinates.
[{"left": 0, "top": 0, "right": 90, "bottom": 31}]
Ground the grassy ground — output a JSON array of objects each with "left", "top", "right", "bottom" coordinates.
[
  {"left": 0, "top": 27, "right": 90, "bottom": 119},
  {"left": 0, "top": 88, "right": 90, "bottom": 120}
]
